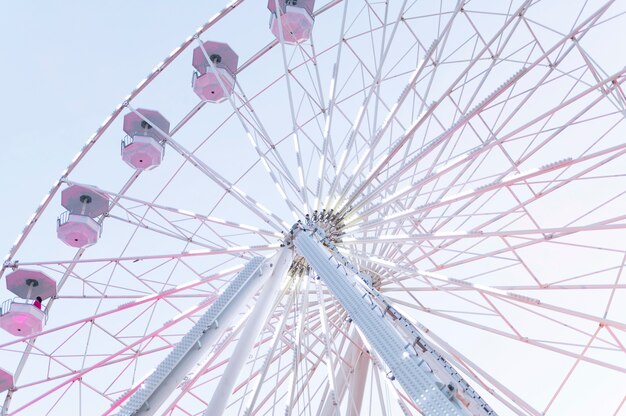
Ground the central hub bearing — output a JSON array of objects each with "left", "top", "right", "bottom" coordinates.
[{"left": 285, "top": 208, "right": 346, "bottom": 276}]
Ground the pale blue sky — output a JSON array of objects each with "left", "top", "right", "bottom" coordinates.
[
  {"left": 0, "top": 2, "right": 220, "bottom": 257},
  {"left": 0, "top": 2, "right": 625, "bottom": 415}
]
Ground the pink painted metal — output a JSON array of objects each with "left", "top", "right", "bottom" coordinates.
[
  {"left": 121, "top": 135, "right": 165, "bottom": 170},
  {"left": 122, "top": 108, "right": 170, "bottom": 140},
  {"left": 61, "top": 185, "right": 110, "bottom": 218},
  {"left": 192, "top": 41, "right": 238, "bottom": 75},
  {"left": 57, "top": 213, "right": 101, "bottom": 248},
  {"left": 0, "top": 367, "right": 12, "bottom": 393},
  {"left": 192, "top": 41, "right": 238, "bottom": 103},
  {"left": 0, "top": 301, "right": 45, "bottom": 336},
  {"left": 5, "top": 269, "right": 56, "bottom": 300},
  {"left": 17, "top": 297, "right": 213, "bottom": 415},
  {"left": 268, "top": 1, "right": 315, "bottom": 44},
  {"left": 192, "top": 69, "right": 235, "bottom": 103},
  {"left": 121, "top": 108, "right": 170, "bottom": 169}
]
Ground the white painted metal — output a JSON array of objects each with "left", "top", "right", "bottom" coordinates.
[
  {"left": 116, "top": 256, "right": 267, "bottom": 415},
  {"left": 311, "top": 228, "right": 498, "bottom": 416},
  {"left": 203, "top": 247, "right": 292, "bottom": 416},
  {"left": 2, "top": 1, "right": 626, "bottom": 414},
  {"left": 294, "top": 228, "right": 470, "bottom": 416}
]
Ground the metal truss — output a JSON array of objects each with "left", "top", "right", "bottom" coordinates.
[
  {"left": 292, "top": 225, "right": 496, "bottom": 416},
  {"left": 116, "top": 254, "right": 276, "bottom": 415}
]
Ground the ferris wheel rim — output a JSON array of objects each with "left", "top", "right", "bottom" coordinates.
[{"left": 2, "top": 1, "right": 626, "bottom": 415}]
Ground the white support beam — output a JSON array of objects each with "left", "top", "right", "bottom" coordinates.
[
  {"left": 294, "top": 227, "right": 497, "bottom": 416},
  {"left": 315, "top": 278, "right": 341, "bottom": 416},
  {"left": 318, "top": 328, "right": 369, "bottom": 416},
  {"left": 115, "top": 255, "right": 269, "bottom": 416},
  {"left": 243, "top": 276, "right": 298, "bottom": 416},
  {"left": 294, "top": 230, "right": 466, "bottom": 416},
  {"left": 284, "top": 275, "right": 310, "bottom": 416},
  {"left": 203, "top": 247, "right": 293, "bottom": 416},
  {"left": 346, "top": 330, "right": 369, "bottom": 416}
]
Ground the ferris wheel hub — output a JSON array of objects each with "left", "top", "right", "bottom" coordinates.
[{"left": 285, "top": 208, "right": 347, "bottom": 276}]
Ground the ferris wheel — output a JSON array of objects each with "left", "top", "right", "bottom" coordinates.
[{"left": 1, "top": 0, "right": 626, "bottom": 415}]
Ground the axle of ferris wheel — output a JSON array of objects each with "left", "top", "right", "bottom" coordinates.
[
  {"left": 113, "top": 223, "right": 496, "bottom": 416},
  {"left": 290, "top": 223, "right": 497, "bottom": 416}
]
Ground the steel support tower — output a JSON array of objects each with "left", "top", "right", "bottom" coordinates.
[{"left": 291, "top": 224, "right": 496, "bottom": 416}]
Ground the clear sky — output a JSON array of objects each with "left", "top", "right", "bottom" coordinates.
[
  {"left": 1, "top": 2, "right": 625, "bottom": 415},
  {"left": 0, "top": 2, "right": 220, "bottom": 256}
]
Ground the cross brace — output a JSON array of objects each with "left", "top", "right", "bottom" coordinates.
[
  {"left": 115, "top": 255, "right": 270, "bottom": 415},
  {"left": 293, "top": 227, "right": 497, "bottom": 416}
]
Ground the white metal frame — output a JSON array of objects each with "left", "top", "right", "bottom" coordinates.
[{"left": 1, "top": 1, "right": 626, "bottom": 415}]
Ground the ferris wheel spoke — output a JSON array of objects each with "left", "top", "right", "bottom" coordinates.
[
  {"left": 366, "top": 2, "right": 399, "bottom": 149},
  {"left": 314, "top": 0, "right": 350, "bottom": 211},
  {"left": 357, "top": 31, "right": 465, "bottom": 197},
  {"left": 345, "top": 155, "right": 580, "bottom": 232},
  {"left": 403, "top": 146, "right": 626, "bottom": 271},
  {"left": 336, "top": 0, "right": 531, "bottom": 214},
  {"left": 366, "top": 259, "right": 626, "bottom": 341},
  {"left": 8, "top": 296, "right": 213, "bottom": 415},
  {"left": 350, "top": 63, "right": 626, "bottom": 219},
  {"left": 325, "top": 0, "right": 418, "bottom": 207},
  {"left": 63, "top": 181, "right": 283, "bottom": 245},
  {"left": 354, "top": 138, "right": 613, "bottom": 262},
  {"left": 115, "top": 208, "right": 269, "bottom": 253},
  {"left": 9, "top": 247, "right": 279, "bottom": 271},
  {"left": 390, "top": 297, "right": 626, "bottom": 374},
  {"left": 342, "top": 0, "right": 616, "bottom": 221},
  {"left": 407, "top": 148, "right": 626, "bottom": 271},
  {"left": 194, "top": 40, "right": 306, "bottom": 222},
  {"left": 271, "top": 0, "right": 314, "bottom": 213},
  {"left": 125, "top": 105, "right": 290, "bottom": 232},
  {"left": 390, "top": 285, "right": 625, "bottom": 349},
  {"left": 367, "top": 141, "right": 625, "bottom": 249},
  {"left": 344, "top": 216, "right": 626, "bottom": 246},
  {"left": 229, "top": 92, "right": 303, "bottom": 197}
]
